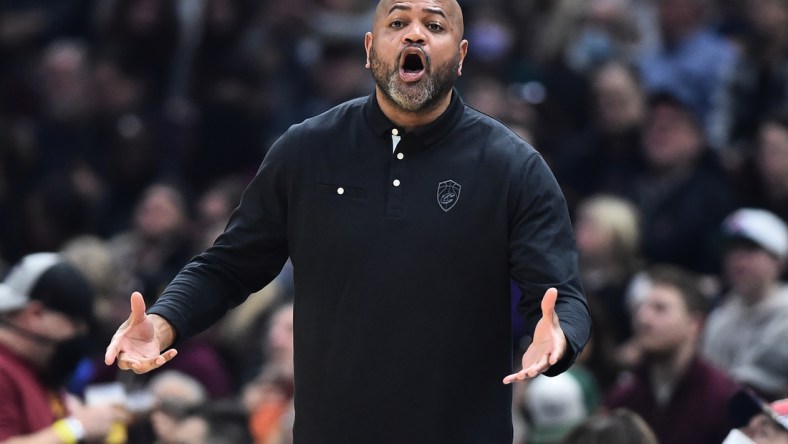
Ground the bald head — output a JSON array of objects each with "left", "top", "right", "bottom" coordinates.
[{"left": 373, "top": 0, "right": 464, "bottom": 37}]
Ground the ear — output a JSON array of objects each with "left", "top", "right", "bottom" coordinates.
[
  {"left": 364, "top": 32, "right": 373, "bottom": 69},
  {"left": 458, "top": 39, "right": 469, "bottom": 76},
  {"left": 689, "top": 313, "right": 705, "bottom": 338}
]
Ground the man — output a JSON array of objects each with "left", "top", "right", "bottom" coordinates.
[
  {"left": 634, "top": 90, "right": 738, "bottom": 274},
  {"left": 0, "top": 252, "right": 129, "bottom": 443},
  {"left": 724, "top": 389, "right": 788, "bottom": 444},
  {"left": 105, "top": 1, "right": 592, "bottom": 442},
  {"left": 605, "top": 265, "right": 739, "bottom": 444},
  {"left": 703, "top": 208, "right": 788, "bottom": 400}
]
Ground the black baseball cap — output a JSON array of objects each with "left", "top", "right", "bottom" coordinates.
[{"left": 0, "top": 252, "right": 95, "bottom": 325}]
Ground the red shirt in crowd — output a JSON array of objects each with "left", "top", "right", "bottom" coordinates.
[{"left": 0, "top": 342, "right": 66, "bottom": 440}]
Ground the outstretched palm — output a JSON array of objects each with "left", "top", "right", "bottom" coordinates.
[
  {"left": 503, "top": 287, "right": 567, "bottom": 384},
  {"left": 104, "top": 292, "right": 177, "bottom": 373}
]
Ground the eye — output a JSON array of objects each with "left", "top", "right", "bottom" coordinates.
[
  {"left": 390, "top": 20, "right": 406, "bottom": 29},
  {"left": 427, "top": 22, "right": 444, "bottom": 32}
]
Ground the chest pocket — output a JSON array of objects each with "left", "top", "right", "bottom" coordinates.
[{"left": 316, "top": 183, "right": 367, "bottom": 201}]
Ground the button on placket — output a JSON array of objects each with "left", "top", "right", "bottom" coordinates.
[{"left": 386, "top": 131, "right": 407, "bottom": 219}]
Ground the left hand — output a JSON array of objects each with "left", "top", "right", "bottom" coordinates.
[{"left": 503, "top": 287, "right": 566, "bottom": 384}]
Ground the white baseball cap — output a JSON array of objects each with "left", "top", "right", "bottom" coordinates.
[
  {"left": 722, "top": 208, "right": 788, "bottom": 260},
  {"left": 523, "top": 370, "right": 593, "bottom": 443}
]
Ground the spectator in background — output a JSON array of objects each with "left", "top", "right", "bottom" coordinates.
[
  {"left": 109, "top": 182, "right": 194, "bottom": 301},
  {"left": 169, "top": 399, "right": 254, "bottom": 444},
  {"left": 560, "top": 408, "right": 659, "bottom": 444},
  {"left": 517, "top": 365, "right": 600, "bottom": 444},
  {"left": 573, "top": 194, "right": 642, "bottom": 348},
  {"left": 561, "top": 0, "right": 645, "bottom": 75},
  {"left": 0, "top": 252, "right": 129, "bottom": 442},
  {"left": 506, "top": 0, "right": 594, "bottom": 155},
  {"left": 605, "top": 265, "right": 739, "bottom": 444},
  {"left": 0, "top": 0, "right": 94, "bottom": 121},
  {"left": 148, "top": 370, "right": 209, "bottom": 444},
  {"left": 710, "top": 0, "right": 788, "bottom": 155},
  {"left": 243, "top": 303, "right": 295, "bottom": 444},
  {"left": 554, "top": 61, "right": 647, "bottom": 212},
  {"left": 187, "top": 0, "right": 268, "bottom": 190},
  {"left": 734, "top": 114, "right": 788, "bottom": 225},
  {"left": 703, "top": 208, "right": 788, "bottom": 401},
  {"left": 193, "top": 176, "right": 248, "bottom": 252},
  {"left": 90, "top": 53, "right": 168, "bottom": 235},
  {"left": 62, "top": 235, "right": 125, "bottom": 345},
  {"left": 461, "top": 4, "right": 516, "bottom": 81},
  {"left": 724, "top": 388, "right": 788, "bottom": 444},
  {"left": 638, "top": 0, "right": 738, "bottom": 141},
  {"left": 634, "top": 91, "right": 738, "bottom": 274},
  {"left": 97, "top": 0, "right": 180, "bottom": 104},
  {"left": 32, "top": 39, "right": 97, "bottom": 178}
]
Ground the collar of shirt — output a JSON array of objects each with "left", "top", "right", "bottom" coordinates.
[{"left": 363, "top": 88, "right": 466, "bottom": 149}]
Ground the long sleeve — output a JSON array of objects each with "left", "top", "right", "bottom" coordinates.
[{"left": 508, "top": 152, "right": 591, "bottom": 376}]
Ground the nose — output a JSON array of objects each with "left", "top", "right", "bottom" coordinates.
[{"left": 403, "top": 23, "right": 426, "bottom": 45}]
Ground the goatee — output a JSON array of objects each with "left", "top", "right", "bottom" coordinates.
[{"left": 369, "top": 45, "right": 460, "bottom": 113}]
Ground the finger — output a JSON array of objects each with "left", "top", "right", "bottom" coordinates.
[
  {"left": 117, "top": 357, "right": 135, "bottom": 371},
  {"left": 502, "top": 368, "right": 537, "bottom": 384},
  {"left": 153, "top": 349, "right": 178, "bottom": 366},
  {"left": 503, "top": 355, "right": 550, "bottom": 384},
  {"left": 129, "top": 291, "right": 147, "bottom": 325},
  {"left": 502, "top": 372, "right": 521, "bottom": 384},
  {"left": 130, "top": 358, "right": 163, "bottom": 374},
  {"left": 162, "top": 349, "right": 178, "bottom": 361},
  {"left": 104, "top": 341, "right": 118, "bottom": 366},
  {"left": 125, "top": 350, "right": 177, "bottom": 374},
  {"left": 541, "top": 287, "right": 557, "bottom": 320}
]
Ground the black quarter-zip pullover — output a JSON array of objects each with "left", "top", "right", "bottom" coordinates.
[{"left": 149, "top": 90, "right": 591, "bottom": 443}]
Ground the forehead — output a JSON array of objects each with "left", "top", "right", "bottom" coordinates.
[
  {"left": 376, "top": 0, "right": 460, "bottom": 18},
  {"left": 645, "top": 283, "right": 685, "bottom": 308}
]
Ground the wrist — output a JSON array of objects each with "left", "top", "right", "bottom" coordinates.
[
  {"left": 149, "top": 313, "right": 175, "bottom": 350},
  {"left": 51, "top": 417, "right": 85, "bottom": 444}
]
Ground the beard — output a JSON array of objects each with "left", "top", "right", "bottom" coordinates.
[
  {"left": 39, "top": 335, "right": 92, "bottom": 390},
  {"left": 369, "top": 44, "right": 460, "bottom": 113}
]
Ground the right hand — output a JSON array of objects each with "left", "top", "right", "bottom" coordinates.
[
  {"left": 104, "top": 292, "right": 178, "bottom": 374},
  {"left": 67, "top": 396, "right": 131, "bottom": 441}
]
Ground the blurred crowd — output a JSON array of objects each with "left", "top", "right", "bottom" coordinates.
[{"left": 1, "top": 0, "right": 788, "bottom": 443}]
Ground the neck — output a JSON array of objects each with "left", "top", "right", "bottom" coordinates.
[
  {"left": 375, "top": 87, "right": 452, "bottom": 132},
  {"left": 648, "top": 339, "right": 696, "bottom": 387},
  {"left": 0, "top": 326, "right": 46, "bottom": 368},
  {"left": 739, "top": 282, "right": 777, "bottom": 306}
]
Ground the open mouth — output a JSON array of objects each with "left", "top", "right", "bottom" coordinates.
[{"left": 399, "top": 48, "right": 427, "bottom": 82}]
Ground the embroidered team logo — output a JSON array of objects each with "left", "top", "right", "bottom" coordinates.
[{"left": 437, "top": 180, "right": 461, "bottom": 212}]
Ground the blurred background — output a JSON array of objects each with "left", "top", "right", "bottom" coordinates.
[{"left": 2, "top": 0, "right": 788, "bottom": 443}]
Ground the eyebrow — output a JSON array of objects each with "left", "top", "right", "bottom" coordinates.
[{"left": 388, "top": 4, "right": 448, "bottom": 20}]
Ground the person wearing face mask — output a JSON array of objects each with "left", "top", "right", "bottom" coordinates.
[
  {"left": 724, "top": 389, "right": 788, "bottom": 444},
  {"left": 0, "top": 252, "right": 130, "bottom": 443}
]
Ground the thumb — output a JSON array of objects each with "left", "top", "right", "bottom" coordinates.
[
  {"left": 129, "top": 291, "right": 147, "bottom": 325},
  {"left": 541, "top": 287, "right": 557, "bottom": 320}
]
